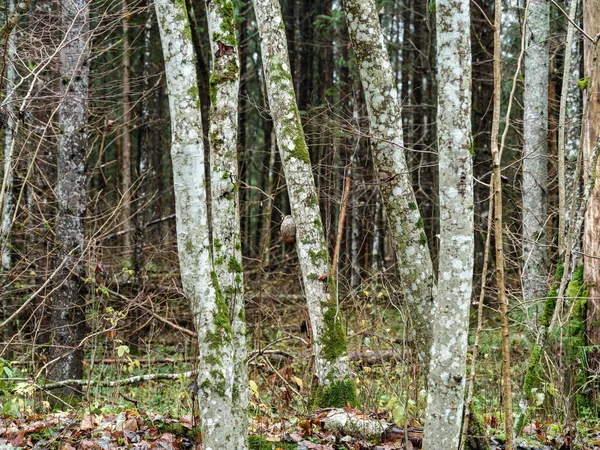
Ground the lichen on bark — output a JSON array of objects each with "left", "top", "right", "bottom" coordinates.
[
  {"left": 206, "top": 0, "right": 248, "bottom": 446},
  {"left": 423, "top": 0, "right": 474, "bottom": 448},
  {"left": 253, "top": 0, "right": 354, "bottom": 399},
  {"left": 343, "top": 0, "right": 435, "bottom": 365},
  {"left": 154, "top": 0, "right": 240, "bottom": 447}
]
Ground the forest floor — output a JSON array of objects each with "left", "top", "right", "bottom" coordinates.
[
  {"left": 1, "top": 407, "right": 599, "bottom": 449},
  {"left": 2, "top": 263, "right": 600, "bottom": 448}
]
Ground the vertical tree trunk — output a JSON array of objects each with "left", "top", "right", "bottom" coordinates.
[
  {"left": 253, "top": 0, "right": 357, "bottom": 407},
  {"left": 564, "top": 0, "right": 582, "bottom": 269},
  {"left": 121, "top": 0, "right": 132, "bottom": 251},
  {"left": 583, "top": 0, "right": 600, "bottom": 388},
  {"left": 1, "top": 0, "right": 18, "bottom": 357},
  {"left": 494, "top": 0, "right": 515, "bottom": 446},
  {"left": 48, "top": 0, "right": 90, "bottom": 400},
  {"left": 422, "top": 1, "right": 473, "bottom": 448},
  {"left": 132, "top": 1, "right": 153, "bottom": 351},
  {"left": 522, "top": 0, "right": 549, "bottom": 305},
  {"left": 154, "top": 1, "right": 240, "bottom": 446},
  {"left": 343, "top": 0, "right": 435, "bottom": 364},
  {"left": 206, "top": 0, "right": 248, "bottom": 447}
]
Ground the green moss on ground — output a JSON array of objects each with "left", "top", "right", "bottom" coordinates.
[{"left": 248, "top": 435, "right": 297, "bottom": 450}]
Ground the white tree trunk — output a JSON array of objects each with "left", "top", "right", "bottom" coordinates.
[
  {"left": 48, "top": 0, "right": 90, "bottom": 397},
  {"left": 206, "top": 1, "right": 248, "bottom": 448},
  {"left": 253, "top": 0, "right": 356, "bottom": 406},
  {"left": 1, "top": 0, "right": 17, "bottom": 276},
  {"left": 522, "top": 0, "right": 549, "bottom": 305},
  {"left": 343, "top": 0, "right": 435, "bottom": 363},
  {"left": 422, "top": 0, "right": 473, "bottom": 448},
  {"left": 154, "top": 1, "right": 239, "bottom": 447}
]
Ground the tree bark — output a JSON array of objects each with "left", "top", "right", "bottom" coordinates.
[
  {"left": 253, "top": 0, "right": 356, "bottom": 407},
  {"left": 583, "top": 0, "right": 600, "bottom": 372},
  {"left": 522, "top": 0, "right": 549, "bottom": 306},
  {"left": 206, "top": 0, "right": 248, "bottom": 447},
  {"left": 343, "top": 0, "right": 436, "bottom": 365},
  {"left": 422, "top": 1, "right": 473, "bottom": 448},
  {"left": 48, "top": 0, "right": 90, "bottom": 400},
  {"left": 121, "top": 0, "right": 132, "bottom": 251},
  {"left": 154, "top": 0, "right": 239, "bottom": 446}
]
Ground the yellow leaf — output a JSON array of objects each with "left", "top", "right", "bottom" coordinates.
[
  {"left": 292, "top": 376, "right": 303, "bottom": 389},
  {"left": 249, "top": 380, "right": 259, "bottom": 398}
]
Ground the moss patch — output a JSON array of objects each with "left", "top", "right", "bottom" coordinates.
[
  {"left": 248, "top": 435, "right": 297, "bottom": 450},
  {"left": 312, "top": 378, "right": 358, "bottom": 408},
  {"left": 320, "top": 301, "right": 347, "bottom": 362},
  {"left": 464, "top": 403, "right": 490, "bottom": 450}
]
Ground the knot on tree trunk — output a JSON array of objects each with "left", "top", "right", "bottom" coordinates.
[{"left": 280, "top": 215, "right": 296, "bottom": 245}]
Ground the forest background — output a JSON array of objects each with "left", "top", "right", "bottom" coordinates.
[{"left": 1, "top": 0, "right": 600, "bottom": 449}]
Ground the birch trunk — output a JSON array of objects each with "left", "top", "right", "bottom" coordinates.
[
  {"left": 422, "top": 1, "right": 473, "bottom": 448},
  {"left": 564, "top": 0, "right": 582, "bottom": 269},
  {"left": 1, "top": 0, "right": 17, "bottom": 355},
  {"left": 206, "top": 0, "right": 248, "bottom": 447},
  {"left": 154, "top": 1, "right": 239, "bottom": 447},
  {"left": 48, "top": 0, "right": 90, "bottom": 399},
  {"left": 253, "top": 0, "right": 356, "bottom": 407},
  {"left": 1, "top": 0, "right": 17, "bottom": 277},
  {"left": 343, "top": 0, "right": 435, "bottom": 363},
  {"left": 522, "top": 0, "right": 549, "bottom": 306}
]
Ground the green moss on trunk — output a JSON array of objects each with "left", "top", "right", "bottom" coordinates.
[
  {"left": 312, "top": 378, "right": 358, "bottom": 408},
  {"left": 464, "top": 403, "right": 490, "bottom": 450},
  {"left": 565, "top": 265, "right": 590, "bottom": 413}
]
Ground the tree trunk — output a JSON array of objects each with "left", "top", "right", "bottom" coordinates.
[
  {"left": 121, "top": 0, "right": 132, "bottom": 251},
  {"left": 48, "top": 0, "right": 90, "bottom": 401},
  {"left": 343, "top": 0, "right": 435, "bottom": 364},
  {"left": 206, "top": 1, "right": 248, "bottom": 447},
  {"left": 1, "top": 0, "right": 18, "bottom": 358},
  {"left": 522, "top": 0, "right": 549, "bottom": 306},
  {"left": 253, "top": 0, "right": 357, "bottom": 407},
  {"left": 583, "top": 0, "right": 600, "bottom": 395},
  {"left": 154, "top": 1, "right": 239, "bottom": 446},
  {"left": 422, "top": 0, "right": 473, "bottom": 448}
]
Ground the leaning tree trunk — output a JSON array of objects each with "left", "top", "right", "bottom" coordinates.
[
  {"left": 522, "top": 0, "right": 549, "bottom": 307},
  {"left": 343, "top": 0, "right": 435, "bottom": 364},
  {"left": 48, "top": 0, "right": 90, "bottom": 401},
  {"left": 422, "top": 0, "right": 473, "bottom": 448},
  {"left": 154, "top": 1, "right": 240, "bottom": 447},
  {"left": 253, "top": 0, "right": 357, "bottom": 407},
  {"left": 206, "top": 0, "right": 248, "bottom": 447}
]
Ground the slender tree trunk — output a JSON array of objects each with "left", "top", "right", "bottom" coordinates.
[
  {"left": 206, "top": 1, "right": 248, "bottom": 447},
  {"left": 154, "top": 1, "right": 239, "bottom": 446},
  {"left": 494, "top": 0, "right": 514, "bottom": 446},
  {"left": 422, "top": 1, "right": 473, "bottom": 448},
  {"left": 1, "top": 0, "right": 17, "bottom": 357},
  {"left": 253, "top": 0, "right": 356, "bottom": 407},
  {"left": 522, "top": 0, "right": 549, "bottom": 305},
  {"left": 565, "top": 0, "right": 582, "bottom": 269},
  {"left": 131, "top": 1, "right": 153, "bottom": 352},
  {"left": 343, "top": 0, "right": 435, "bottom": 364},
  {"left": 121, "top": 0, "right": 132, "bottom": 251},
  {"left": 557, "top": 0, "right": 579, "bottom": 254},
  {"left": 48, "top": 0, "right": 90, "bottom": 400}
]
